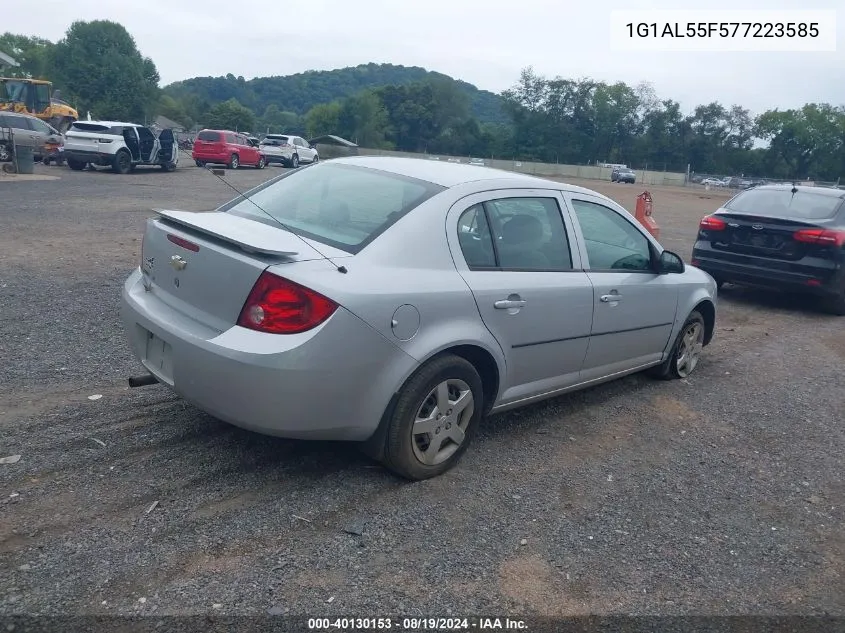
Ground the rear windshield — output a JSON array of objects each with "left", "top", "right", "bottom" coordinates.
[
  {"left": 222, "top": 164, "right": 443, "bottom": 253},
  {"left": 197, "top": 130, "right": 221, "bottom": 141},
  {"left": 264, "top": 135, "right": 289, "bottom": 142},
  {"left": 725, "top": 188, "right": 844, "bottom": 220},
  {"left": 70, "top": 123, "right": 123, "bottom": 135}
]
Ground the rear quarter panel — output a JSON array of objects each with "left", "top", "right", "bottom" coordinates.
[{"left": 264, "top": 189, "right": 509, "bottom": 402}]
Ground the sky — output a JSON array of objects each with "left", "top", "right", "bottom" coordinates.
[{"left": 5, "top": 0, "right": 844, "bottom": 116}]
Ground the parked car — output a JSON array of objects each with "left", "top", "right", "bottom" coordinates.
[
  {"left": 0, "top": 110, "right": 63, "bottom": 162},
  {"left": 256, "top": 134, "right": 317, "bottom": 168},
  {"left": 692, "top": 184, "right": 845, "bottom": 314},
  {"left": 611, "top": 167, "right": 636, "bottom": 184},
  {"left": 192, "top": 129, "right": 267, "bottom": 169},
  {"left": 700, "top": 178, "right": 725, "bottom": 187},
  {"left": 122, "top": 157, "right": 718, "bottom": 480},
  {"left": 468, "top": 158, "right": 485, "bottom": 166},
  {"left": 63, "top": 120, "right": 178, "bottom": 173}
]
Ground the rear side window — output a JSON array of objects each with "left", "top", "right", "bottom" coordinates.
[
  {"left": 197, "top": 130, "right": 221, "bottom": 142},
  {"left": 70, "top": 123, "right": 124, "bottom": 135},
  {"left": 458, "top": 198, "right": 573, "bottom": 271},
  {"left": 222, "top": 163, "right": 443, "bottom": 253},
  {"left": 726, "top": 188, "right": 844, "bottom": 220},
  {"left": 8, "top": 116, "right": 34, "bottom": 131}
]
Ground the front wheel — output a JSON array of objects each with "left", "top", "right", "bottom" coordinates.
[
  {"left": 382, "top": 354, "right": 483, "bottom": 480},
  {"left": 161, "top": 162, "right": 176, "bottom": 172},
  {"left": 312, "top": 154, "right": 319, "bottom": 164},
  {"left": 648, "top": 310, "right": 706, "bottom": 380},
  {"left": 256, "top": 156, "right": 266, "bottom": 169},
  {"left": 67, "top": 159, "right": 86, "bottom": 171}
]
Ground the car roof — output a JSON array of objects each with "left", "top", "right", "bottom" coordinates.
[
  {"left": 73, "top": 120, "right": 140, "bottom": 128},
  {"left": 744, "top": 184, "right": 845, "bottom": 198},
  {"left": 328, "top": 156, "right": 608, "bottom": 196}
]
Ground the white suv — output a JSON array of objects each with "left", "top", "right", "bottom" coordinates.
[
  {"left": 258, "top": 134, "right": 318, "bottom": 168},
  {"left": 63, "top": 120, "right": 178, "bottom": 174}
]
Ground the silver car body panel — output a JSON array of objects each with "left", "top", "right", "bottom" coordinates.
[{"left": 121, "top": 156, "right": 717, "bottom": 441}]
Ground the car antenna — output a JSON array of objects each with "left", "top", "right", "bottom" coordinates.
[{"left": 188, "top": 152, "right": 347, "bottom": 274}]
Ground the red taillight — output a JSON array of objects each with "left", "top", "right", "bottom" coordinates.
[
  {"left": 167, "top": 234, "right": 200, "bottom": 252},
  {"left": 699, "top": 215, "right": 726, "bottom": 231},
  {"left": 237, "top": 271, "right": 338, "bottom": 334},
  {"left": 793, "top": 228, "right": 845, "bottom": 248}
]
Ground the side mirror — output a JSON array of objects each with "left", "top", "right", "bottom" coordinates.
[{"left": 658, "top": 250, "right": 685, "bottom": 274}]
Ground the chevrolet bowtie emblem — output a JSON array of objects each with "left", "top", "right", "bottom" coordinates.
[{"left": 170, "top": 255, "right": 187, "bottom": 271}]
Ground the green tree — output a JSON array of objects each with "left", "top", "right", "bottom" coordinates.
[
  {"left": 157, "top": 94, "right": 192, "bottom": 128},
  {"left": 304, "top": 101, "right": 342, "bottom": 138},
  {"left": 204, "top": 98, "right": 256, "bottom": 132},
  {"left": 260, "top": 104, "right": 301, "bottom": 133},
  {"left": 49, "top": 20, "right": 160, "bottom": 121},
  {"left": 337, "top": 90, "right": 390, "bottom": 147},
  {"left": 0, "top": 33, "right": 54, "bottom": 79}
]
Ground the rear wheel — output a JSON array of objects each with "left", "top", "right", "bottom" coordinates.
[
  {"left": 112, "top": 150, "right": 132, "bottom": 174},
  {"left": 161, "top": 162, "right": 176, "bottom": 172},
  {"left": 822, "top": 287, "right": 845, "bottom": 316},
  {"left": 0, "top": 144, "right": 11, "bottom": 162},
  {"left": 382, "top": 354, "right": 483, "bottom": 480},
  {"left": 67, "top": 159, "right": 85, "bottom": 171},
  {"left": 195, "top": 160, "right": 205, "bottom": 168},
  {"left": 648, "top": 310, "right": 706, "bottom": 380},
  {"left": 290, "top": 154, "right": 299, "bottom": 169},
  {"left": 229, "top": 154, "right": 239, "bottom": 169}
]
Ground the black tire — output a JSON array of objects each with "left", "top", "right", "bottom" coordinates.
[
  {"left": 648, "top": 310, "right": 706, "bottom": 380},
  {"left": 822, "top": 288, "right": 845, "bottom": 316},
  {"left": 0, "top": 143, "right": 12, "bottom": 162},
  {"left": 112, "top": 150, "right": 132, "bottom": 174},
  {"left": 67, "top": 159, "right": 85, "bottom": 171},
  {"left": 195, "top": 160, "right": 205, "bottom": 168},
  {"left": 229, "top": 154, "right": 239, "bottom": 169},
  {"left": 312, "top": 154, "right": 319, "bottom": 164},
  {"left": 161, "top": 162, "right": 176, "bottom": 172},
  {"left": 382, "top": 354, "right": 483, "bottom": 480},
  {"left": 256, "top": 156, "right": 266, "bottom": 169},
  {"left": 290, "top": 154, "right": 299, "bottom": 168}
]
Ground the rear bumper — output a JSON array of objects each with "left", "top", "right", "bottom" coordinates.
[
  {"left": 692, "top": 243, "right": 844, "bottom": 297},
  {"left": 64, "top": 149, "right": 114, "bottom": 165},
  {"left": 120, "top": 269, "right": 418, "bottom": 441},
  {"left": 192, "top": 151, "right": 229, "bottom": 163}
]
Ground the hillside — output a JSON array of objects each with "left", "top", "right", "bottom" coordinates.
[{"left": 163, "top": 63, "right": 508, "bottom": 124}]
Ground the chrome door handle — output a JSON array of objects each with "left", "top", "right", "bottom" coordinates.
[
  {"left": 494, "top": 299, "right": 526, "bottom": 309},
  {"left": 600, "top": 294, "right": 622, "bottom": 302}
]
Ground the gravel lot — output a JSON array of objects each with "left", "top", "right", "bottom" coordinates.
[{"left": 1, "top": 162, "right": 843, "bottom": 617}]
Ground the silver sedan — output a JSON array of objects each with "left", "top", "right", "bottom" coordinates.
[{"left": 121, "top": 156, "right": 718, "bottom": 480}]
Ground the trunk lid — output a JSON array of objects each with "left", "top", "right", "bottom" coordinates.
[
  {"left": 709, "top": 212, "right": 834, "bottom": 261},
  {"left": 141, "top": 210, "right": 346, "bottom": 328}
]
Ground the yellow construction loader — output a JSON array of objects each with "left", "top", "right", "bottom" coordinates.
[{"left": 0, "top": 78, "right": 78, "bottom": 133}]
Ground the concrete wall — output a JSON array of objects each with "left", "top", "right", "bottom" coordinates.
[{"left": 356, "top": 147, "right": 688, "bottom": 187}]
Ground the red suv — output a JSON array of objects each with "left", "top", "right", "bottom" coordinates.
[{"left": 192, "top": 130, "right": 266, "bottom": 169}]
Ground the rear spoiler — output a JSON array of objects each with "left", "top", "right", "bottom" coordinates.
[{"left": 153, "top": 209, "right": 300, "bottom": 257}]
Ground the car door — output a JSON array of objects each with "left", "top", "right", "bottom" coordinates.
[
  {"left": 447, "top": 190, "right": 594, "bottom": 405},
  {"left": 296, "top": 137, "right": 314, "bottom": 162},
  {"left": 564, "top": 193, "right": 679, "bottom": 379},
  {"left": 240, "top": 134, "right": 258, "bottom": 164},
  {"left": 157, "top": 128, "right": 177, "bottom": 164}
]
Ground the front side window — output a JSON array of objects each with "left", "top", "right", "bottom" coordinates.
[
  {"left": 456, "top": 197, "right": 573, "bottom": 271},
  {"left": 571, "top": 199, "right": 652, "bottom": 271},
  {"left": 223, "top": 163, "right": 443, "bottom": 253}
]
